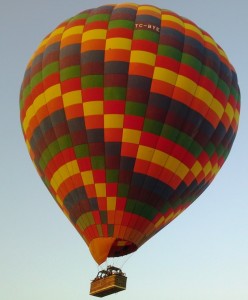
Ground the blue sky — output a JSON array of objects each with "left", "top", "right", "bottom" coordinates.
[{"left": 1, "top": 1, "right": 247, "bottom": 299}]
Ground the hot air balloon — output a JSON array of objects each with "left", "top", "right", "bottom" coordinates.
[{"left": 20, "top": 3, "right": 240, "bottom": 296}]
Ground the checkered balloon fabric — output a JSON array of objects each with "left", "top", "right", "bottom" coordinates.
[{"left": 20, "top": 4, "right": 240, "bottom": 264}]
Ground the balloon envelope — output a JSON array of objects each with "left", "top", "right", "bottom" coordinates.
[{"left": 20, "top": 4, "right": 240, "bottom": 265}]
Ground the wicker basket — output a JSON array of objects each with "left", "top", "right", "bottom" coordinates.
[{"left": 90, "top": 274, "right": 127, "bottom": 297}]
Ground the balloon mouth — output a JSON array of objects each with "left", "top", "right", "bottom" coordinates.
[
  {"left": 89, "top": 237, "right": 138, "bottom": 265},
  {"left": 108, "top": 239, "right": 138, "bottom": 258}
]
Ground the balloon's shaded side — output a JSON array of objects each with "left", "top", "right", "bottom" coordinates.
[{"left": 20, "top": 4, "right": 240, "bottom": 265}]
